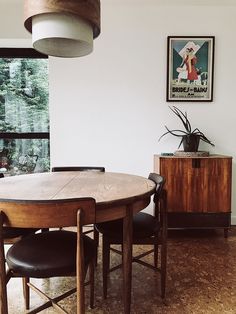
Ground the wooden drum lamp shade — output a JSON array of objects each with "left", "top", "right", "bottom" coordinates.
[{"left": 24, "top": 0, "right": 101, "bottom": 58}]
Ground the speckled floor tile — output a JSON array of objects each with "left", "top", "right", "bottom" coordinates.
[{"left": 6, "top": 227, "right": 236, "bottom": 313}]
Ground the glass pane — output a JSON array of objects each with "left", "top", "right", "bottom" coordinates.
[
  {"left": 0, "top": 58, "right": 49, "bottom": 133},
  {"left": 0, "top": 138, "right": 50, "bottom": 175},
  {"left": 0, "top": 52, "right": 50, "bottom": 176}
]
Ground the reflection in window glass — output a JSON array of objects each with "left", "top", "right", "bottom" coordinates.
[
  {"left": 0, "top": 50, "right": 49, "bottom": 175},
  {"left": 0, "top": 139, "right": 50, "bottom": 175}
]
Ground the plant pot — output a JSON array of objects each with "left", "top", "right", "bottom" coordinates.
[{"left": 182, "top": 134, "right": 200, "bottom": 152}]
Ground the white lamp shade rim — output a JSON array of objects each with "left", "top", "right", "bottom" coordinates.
[{"left": 32, "top": 13, "right": 93, "bottom": 57}]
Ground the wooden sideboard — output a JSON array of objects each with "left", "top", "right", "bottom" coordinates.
[{"left": 154, "top": 154, "right": 232, "bottom": 237}]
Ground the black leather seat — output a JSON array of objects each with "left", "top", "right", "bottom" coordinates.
[
  {"left": 7, "top": 230, "right": 96, "bottom": 278},
  {"left": 96, "top": 212, "right": 160, "bottom": 239}
]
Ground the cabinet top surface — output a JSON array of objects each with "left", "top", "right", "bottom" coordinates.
[{"left": 154, "top": 154, "right": 232, "bottom": 159}]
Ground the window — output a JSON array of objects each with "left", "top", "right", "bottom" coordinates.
[{"left": 0, "top": 48, "right": 49, "bottom": 175}]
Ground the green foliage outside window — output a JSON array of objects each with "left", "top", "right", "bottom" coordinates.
[{"left": 0, "top": 52, "right": 50, "bottom": 175}]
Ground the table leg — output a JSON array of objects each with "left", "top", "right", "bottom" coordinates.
[
  {"left": 0, "top": 215, "right": 8, "bottom": 314},
  {"left": 123, "top": 204, "right": 133, "bottom": 314}
]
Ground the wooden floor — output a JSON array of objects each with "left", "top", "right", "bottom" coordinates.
[{"left": 7, "top": 227, "right": 236, "bottom": 313}]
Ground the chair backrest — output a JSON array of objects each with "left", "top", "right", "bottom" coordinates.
[
  {"left": 148, "top": 173, "right": 167, "bottom": 234},
  {"left": 148, "top": 173, "right": 165, "bottom": 204},
  {"left": 52, "top": 166, "right": 105, "bottom": 172},
  {"left": 0, "top": 198, "right": 96, "bottom": 229}
]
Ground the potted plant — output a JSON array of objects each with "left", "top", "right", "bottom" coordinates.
[{"left": 159, "top": 106, "right": 215, "bottom": 152}]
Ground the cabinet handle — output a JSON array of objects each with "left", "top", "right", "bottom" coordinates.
[{"left": 192, "top": 159, "right": 201, "bottom": 168}]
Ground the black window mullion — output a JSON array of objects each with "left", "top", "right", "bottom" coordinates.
[
  {"left": 0, "top": 133, "right": 49, "bottom": 139},
  {"left": 0, "top": 48, "right": 48, "bottom": 59}
]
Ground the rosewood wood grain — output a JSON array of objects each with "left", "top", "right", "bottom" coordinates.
[
  {"left": 0, "top": 172, "right": 155, "bottom": 314},
  {"left": 24, "top": 0, "right": 100, "bottom": 38},
  {"left": 0, "top": 198, "right": 96, "bottom": 228},
  {"left": 154, "top": 154, "right": 232, "bottom": 234},
  {"left": 0, "top": 172, "right": 155, "bottom": 220}
]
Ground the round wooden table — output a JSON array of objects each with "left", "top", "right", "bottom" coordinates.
[{"left": 0, "top": 171, "right": 155, "bottom": 313}]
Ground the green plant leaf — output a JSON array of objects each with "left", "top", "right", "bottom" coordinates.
[
  {"left": 171, "top": 106, "right": 191, "bottom": 133},
  {"left": 158, "top": 126, "right": 188, "bottom": 141},
  {"left": 158, "top": 106, "right": 215, "bottom": 148}
]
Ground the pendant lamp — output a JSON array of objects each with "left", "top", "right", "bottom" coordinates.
[{"left": 24, "top": 0, "right": 101, "bottom": 58}]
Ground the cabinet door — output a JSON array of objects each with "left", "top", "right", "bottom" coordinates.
[
  {"left": 159, "top": 158, "right": 190, "bottom": 212},
  {"left": 186, "top": 158, "right": 208, "bottom": 212},
  {"left": 205, "top": 158, "right": 232, "bottom": 213},
  {"left": 158, "top": 156, "right": 232, "bottom": 214}
]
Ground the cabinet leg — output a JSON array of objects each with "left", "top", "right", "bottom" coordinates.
[{"left": 224, "top": 228, "right": 229, "bottom": 238}]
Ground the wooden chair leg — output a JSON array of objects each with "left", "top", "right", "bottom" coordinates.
[
  {"left": 94, "top": 229, "right": 99, "bottom": 266},
  {"left": 77, "top": 272, "right": 85, "bottom": 314},
  {"left": 154, "top": 240, "right": 159, "bottom": 269},
  {"left": 102, "top": 236, "right": 110, "bottom": 299},
  {"left": 160, "top": 242, "right": 167, "bottom": 299},
  {"left": 22, "top": 277, "right": 30, "bottom": 310},
  {"left": 0, "top": 277, "right": 8, "bottom": 313},
  {"left": 89, "top": 261, "right": 95, "bottom": 309},
  {"left": 0, "top": 261, "right": 8, "bottom": 314},
  {"left": 0, "top": 220, "right": 8, "bottom": 314}
]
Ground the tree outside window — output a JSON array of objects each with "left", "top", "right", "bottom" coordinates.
[{"left": 0, "top": 48, "right": 49, "bottom": 175}]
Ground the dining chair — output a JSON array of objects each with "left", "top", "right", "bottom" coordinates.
[
  {"left": 0, "top": 173, "right": 38, "bottom": 241},
  {"left": 52, "top": 166, "right": 105, "bottom": 172},
  {"left": 0, "top": 197, "right": 97, "bottom": 314},
  {"left": 0, "top": 172, "right": 41, "bottom": 309},
  {"left": 95, "top": 173, "right": 167, "bottom": 300},
  {"left": 51, "top": 166, "right": 105, "bottom": 263},
  {"left": 0, "top": 174, "right": 39, "bottom": 242}
]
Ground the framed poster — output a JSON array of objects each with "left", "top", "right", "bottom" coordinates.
[{"left": 167, "top": 36, "right": 215, "bottom": 102}]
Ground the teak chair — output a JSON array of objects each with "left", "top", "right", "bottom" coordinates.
[
  {"left": 51, "top": 166, "right": 105, "bottom": 261},
  {"left": 0, "top": 173, "right": 39, "bottom": 244},
  {"left": 0, "top": 197, "right": 96, "bottom": 314},
  {"left": 52, "top": 166, "right": 105, "bottom": 173},
  {"left": 95, "top": 173, "right": 167, "bottom": 300},
  {"left": 0, "top": 172, "right": 40, "bottom": 309}
]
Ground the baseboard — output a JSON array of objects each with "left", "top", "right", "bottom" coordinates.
[{"left": 231, "top": 215, "right": 236, "bottom": 225}]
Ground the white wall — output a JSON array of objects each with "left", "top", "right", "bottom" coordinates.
[{"left": 1, "top": 0, "right": 236, "bottom": 220}]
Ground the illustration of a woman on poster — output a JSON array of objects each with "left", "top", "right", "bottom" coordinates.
[{"left": 182, "top": 47, "right": 198, "bottom": 81}]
